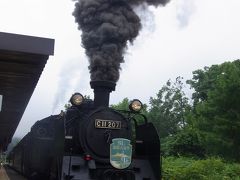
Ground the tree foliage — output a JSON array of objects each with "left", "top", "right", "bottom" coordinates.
[
  {"left": 111, "top": 98, "right": 130, "bottom": 111},
  {"left": 110, "top": 60, "right": 240, "bottom": 163},
  {"left": 111, "top": 98, "right": 148, "bottom": 125},
  {"left": 187, "top": 60, "right": 240, "bottom": 161},
  {"left": 148, "top": 76, "right": 191, "bottom": 139},
  {"left": 161, "top": 128, "right": 205, "bottom": 158}
]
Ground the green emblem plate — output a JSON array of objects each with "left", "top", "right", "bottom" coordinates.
[{"left": 110, "top": 138, "right": 132, "bottom": 169}]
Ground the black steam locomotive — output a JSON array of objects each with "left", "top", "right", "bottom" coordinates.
[{"left": 8, "top": 81, "right": 161, "bottom": 180}]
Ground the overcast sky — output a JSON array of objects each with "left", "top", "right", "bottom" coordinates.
[{"left": 0, "top": 0, "right": 240, "bottom": 137}]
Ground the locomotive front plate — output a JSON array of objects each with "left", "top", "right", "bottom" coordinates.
[
  {"left": 95, "top": 119, "right": 121, "bottom": 129},
  {"left": 110, "top": 138, "right": 132, "bottom": 169}
]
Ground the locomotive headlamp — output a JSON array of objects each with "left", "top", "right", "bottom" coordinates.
[
  {"left": 70, "top": 93, "right": 84, "bottom": 106},
  {"left": 129, "top": 99, "right": 143, "bottom": 112}
]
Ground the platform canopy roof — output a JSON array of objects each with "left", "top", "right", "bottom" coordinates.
[{"left": 0, "top": 32, "right": 54, "bottom": 151}]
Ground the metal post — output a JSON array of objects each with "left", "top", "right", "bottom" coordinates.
[{"left": 0, "top": 95, "right": 2, "bottom": 112}]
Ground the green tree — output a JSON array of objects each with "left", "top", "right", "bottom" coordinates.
[
  {"left": 148, "top": 77, "right": 191, "bottom": 139},
  {"left": 187, "top": 65, "right": 224, "bottom": 108},
  {"left": 111, "top": 98, "right": 148, "bottom": 124},
  {"left": 111, "top": 98, "right": 130, "bottom": 111},
  {"left": 187, "top": 60, "right": 240, "bottom": 161}
]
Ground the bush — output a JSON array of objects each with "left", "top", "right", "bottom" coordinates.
[
  {"left": 161, "top": 128, "right": 205, "bottom": 158},
  {"left": 162, "top": 157, "right": 240, "bottom": 180}
]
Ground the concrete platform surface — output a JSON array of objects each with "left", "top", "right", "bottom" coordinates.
[{"left": 0, "top": 166, "right": 26, "bottom": 180}]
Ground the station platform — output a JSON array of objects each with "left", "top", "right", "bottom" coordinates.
[{"left": 0, "top": 166, "right": 26, "bottom": 180}]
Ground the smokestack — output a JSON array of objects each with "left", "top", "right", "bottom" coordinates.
[{"left": 90, "top": 80, "right": 116, "bottom": 107}]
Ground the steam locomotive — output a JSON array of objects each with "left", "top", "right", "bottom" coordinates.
[{"left": 8, "top": 81, "right": 161, "bottom": 180}]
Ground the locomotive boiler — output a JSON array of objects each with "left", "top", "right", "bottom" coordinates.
[{"left": 8, "top": 81, "right": 161, "bottom": 180}]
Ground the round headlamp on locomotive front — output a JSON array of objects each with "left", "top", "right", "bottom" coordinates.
[
  {"left": 129, "top": 99, "right": 143, "bottom": 112},
  {"left": 70, "top": 93, "right": 84, "bottom": 106}
]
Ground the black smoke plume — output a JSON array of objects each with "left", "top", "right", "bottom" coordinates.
[{"left": 73, "top": 0, "right": 170, "bottom": 82}]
